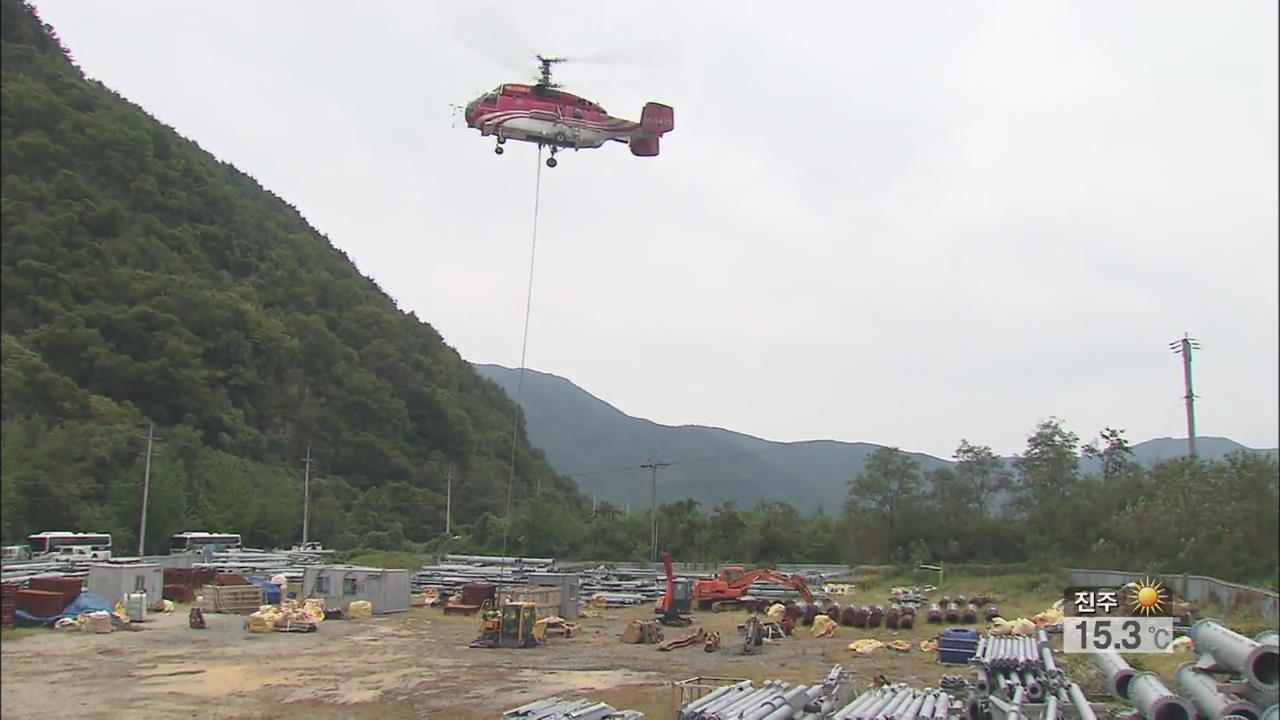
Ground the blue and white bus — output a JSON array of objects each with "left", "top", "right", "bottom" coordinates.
[
  {"left": 27, "top": 531, "right": 113, "bottom": 559},
  {"left": 169, "top": 532, "right": 242, "bottom": 554}
]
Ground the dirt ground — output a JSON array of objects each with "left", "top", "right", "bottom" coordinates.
[{"left": 0, "top": 575, "right": 1173, "bottom": 719}]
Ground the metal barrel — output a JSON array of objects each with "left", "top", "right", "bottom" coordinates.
[
  {"left": 1191, "top": 619, "right": 1280, "bottom": 693},
  {"left": 1256, "top": 631, "right": 1279, "bottom": 647},
  {"left": 1177, "top": 661, "right": 1263, "bottom": 720},
  {"left": 1094, "top": 650, "right": 1140, "bottom": 700},
  {"left": 1128, "top": 671, "right": 1195, "bottom": 720},
  {"left": 1260, "top": 705, "right": 1278, "bottom": 720}
]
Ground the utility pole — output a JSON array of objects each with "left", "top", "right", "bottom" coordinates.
[
  {"left": 640, "top": 460, "right": 671, "bottom": 564},
  {"left": 1168, "top": 334, "right": 1201, "bottom": 458},
  {"left": 301, "top": 444, "right": 313, "bottom": 545},
  {"left": 445, "top": 464, "right": 453, "bottom": 537},
  {"left": 137, "top": 423, "right": 160, "bottom": 557}
]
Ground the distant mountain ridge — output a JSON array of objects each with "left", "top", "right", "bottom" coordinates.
[{"left": 473, "top": 363, "right": 1278, "bottom": 513}]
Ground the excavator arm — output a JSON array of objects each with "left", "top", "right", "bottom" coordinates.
[{"left": 733, "top": 569, "right": 815, "bottom": 603}]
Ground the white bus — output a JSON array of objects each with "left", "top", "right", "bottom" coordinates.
[
  {"left": 169, "top": 532, "right": 242, "bottom": 554},
  {"left": 26, "top": 531, "right": 113, "bottom": 560}
]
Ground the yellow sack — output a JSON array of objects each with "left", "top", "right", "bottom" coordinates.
[
  {"left": 1011, "top": 618, "right": 1037, "bottom": 636},
  {"left": 347, "top": 600, "right": 372, "bottom": 619},
  {"left": 767, "top": 603, "right": 788, "bottom": 621},
  {"left": 989, "top": 618, "right": 1012, "bottom": 635},
  {"left": 920, "top": 639, "right": 939, "bottom": 652},
  {"left": 848, "top": 638, "right": 884, "bottom": 653},
  {"left": 246, "top": 611, "right": 274, "bottom": 633},
  {"left": 888, "top": 640, "right": 911, "bottom": 652},
  {"left": 812, "top": 615, "right": 838, "bottom": 637},
  {"left": 303, "top": 599, "right": 326, "bottom": 622}
]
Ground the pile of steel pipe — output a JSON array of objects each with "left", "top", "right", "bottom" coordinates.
[
  {"left": 1127, "top": 671, "right": 1195, "bottom": 720},
  {"left": 676, "top": 666, "right": 851, "bottom": 720},
  {"left": 1176, "top": 662, "right": 1263, "bottom": 720},
  {"left": 1037, "top": 630, "right": 1059, "bottom": 677},
  {"left": 978, "top": 636, "right": 1045, "bottom": 672},
  {"left": 503, "top": 696, "right": 645, "bottom": 719},
  {"left": 1190, "top": 619, "right": 1280, "bottom": 694},
  {"left": 676, "top": 679, "right": 821, "bottom": 720},
  {"left": 830, "top": 683, "right": 954, "bottom": 720},
  {"left": 1059, "top": 683, "right": 1098, "bottom": 720},
  {"left": 1093, "top": 650, "right": 1139, "bottom": 700}
]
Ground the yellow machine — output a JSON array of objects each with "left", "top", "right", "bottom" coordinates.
[{"left": 469, "top": 600, "right": 547, "bottom": 649}]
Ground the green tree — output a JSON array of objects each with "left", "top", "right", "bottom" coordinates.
[
  {"left": 953, "top": 439, "right": 1013, "bottom": 516},
  {"left": 846, "top": 446, "right": 922, "bottom": 544}
]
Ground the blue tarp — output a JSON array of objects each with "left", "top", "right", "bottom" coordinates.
[
  {"left": 14, "top": 591, "right": 113, "bottom": 627},
  {"left": 246, "top": 577, "right": 281, "bottom": 604}
]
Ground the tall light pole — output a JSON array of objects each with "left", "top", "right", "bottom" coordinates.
[
  {"left": 1168, "top": 334, "right": 1201, "bottom": 458},
  {"left": 640, "top": 460, "right": 671, "bottom": 564},
  {"left": 301, "top": 445, "right": 313, "bottom": 545},
  {"left": 137, "top": 423, "right": 161, "bottom": 557}
]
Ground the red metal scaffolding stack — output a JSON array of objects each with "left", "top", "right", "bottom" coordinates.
[
  {"left": 27, "top": 576, "right": 84, "bottom": 611},
  {"left": 1, "top": 582, "right": 19, "bottom": 628}
]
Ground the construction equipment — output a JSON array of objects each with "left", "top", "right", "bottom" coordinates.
[
  {"left": 654, "top": 550, "right": 694, "bottom": 626},
  {"left": 693, "top": 565, "right": 816, "bottom": 612},
  {"left": 469, "top": 600, "right": 546, "bottom": 649}
]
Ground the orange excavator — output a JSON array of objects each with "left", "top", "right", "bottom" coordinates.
[
  {"left": 654, "top": 550, "right": 694, "bottom": 626},
  {"left": 693, "top": 566, "right": 815, "bottom": 612}
]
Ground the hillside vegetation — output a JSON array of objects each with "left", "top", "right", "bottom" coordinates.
[{"left": 0, "top": 0, "right": 580, "bottom": 553}]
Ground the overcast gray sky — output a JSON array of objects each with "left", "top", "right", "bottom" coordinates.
[{"left": 30, "top": 0, "right": 1278, "bottom": 458}]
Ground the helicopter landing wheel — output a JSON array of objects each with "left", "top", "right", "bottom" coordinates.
[
  {"left": 494, "top": 145, "right": 504, "bottom": 155},
  {"left": 546, "top": 156, "right": 557, "bottom": 168},
  {"left": 497, "top": 136, "right": 506, "bottom": 144},
  {"left": 554, "top": 132, "right": 566, "bottom": 143}
]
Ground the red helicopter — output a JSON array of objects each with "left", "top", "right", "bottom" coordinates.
[{"left": 462, "top": 55, "right": 674, "bottom": 168}]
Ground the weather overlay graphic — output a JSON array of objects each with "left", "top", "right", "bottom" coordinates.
[{"left": 1062, "top": 577, "right": 1175, "bottom": 653}]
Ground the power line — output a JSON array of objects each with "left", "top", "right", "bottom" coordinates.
[{"left": 1168, "top": 334, "right": 1201, "bottom": 458}]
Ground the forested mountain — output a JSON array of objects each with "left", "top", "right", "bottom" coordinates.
[
  {"left": 0, "top": 0, "right": 580, "bottom": 554},
  {"left": 473, "top": 363, "right": 1278, "bottom": 512}
]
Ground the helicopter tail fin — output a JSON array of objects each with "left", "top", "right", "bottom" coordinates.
[
  {"left": 630, "top": 135, "right": 661, "bottom": 156},
  {"left": 639, "top": 102, "right": 674, "bottom": 136},
  {"left": 632, "top": 102, "right": 673, "bottom": 157}
]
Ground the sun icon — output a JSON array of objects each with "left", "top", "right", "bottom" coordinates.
[{"left": 1127, "top": 577, "right": 1167, "bottom": 616}]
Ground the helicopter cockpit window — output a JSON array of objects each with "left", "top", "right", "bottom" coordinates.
[{"left": 572, "top": 108, "right": 584, "bottom": 119}]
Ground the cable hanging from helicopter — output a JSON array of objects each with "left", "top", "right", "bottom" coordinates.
[{"left": 463, "top": 54, "right": 672, "bottom": 589}]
